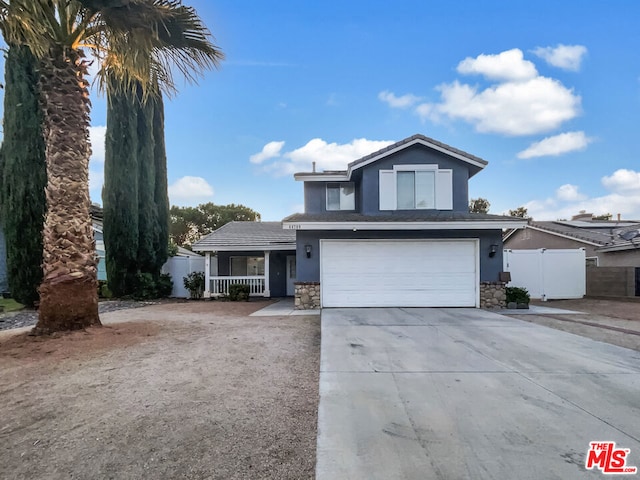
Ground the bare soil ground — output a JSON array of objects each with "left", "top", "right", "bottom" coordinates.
[
  {"left": 506, "top": 298, "right": 640, "bottom": 352},
  {"left": 0, "top": 299, "right": 320, "bottom": 480}
]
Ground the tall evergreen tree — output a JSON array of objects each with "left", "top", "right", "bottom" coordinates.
[
  {"left": 135, "top": 84, "right": 157, "bottom": 277},
  {"left": 0, "top": 45, "right": 47, "bottom": 306},
  {"left": 103, "top": 76, "right": 139, "bottom": 297},
  {"left": 152, "top": 93, "right": 170, "bottom": 274}
]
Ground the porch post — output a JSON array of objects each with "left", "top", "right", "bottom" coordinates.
[
  {"left": 264, "top": 250, "right": 271, "bottom": 297},
  {"left": 204, "top": 252, "right": 211, "bottom": 298}
]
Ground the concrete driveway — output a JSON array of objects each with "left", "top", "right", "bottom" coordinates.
[{"left": 317, "top": 308, "right": 640, "bottom": 480}]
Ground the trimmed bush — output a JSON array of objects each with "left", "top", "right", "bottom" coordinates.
[
  {"left": 183, "top": 271, "right": 205, "bottom": 299},
  {"left": 506, "top": 286, "right": 530, "bottom": 305},
  {"left": 156, "top": 273, "right": 173, "bottom": 298},
  {"left": 228, "top": 284, "right": 250, "bottom": 301}
]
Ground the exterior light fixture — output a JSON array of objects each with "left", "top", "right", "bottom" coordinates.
[
  {"left": 489, "top": 244, "right": 498, "bottom": 258},
  {"left": 305, "top": 244, "right": 312, "bottom": 258}
]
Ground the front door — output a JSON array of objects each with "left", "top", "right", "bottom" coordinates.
[{"left": 286, "top": 255, "right": 296, "bottom": 296}]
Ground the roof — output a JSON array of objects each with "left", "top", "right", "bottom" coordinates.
[
  {"left": 294, "top": 134, "right": 488, "bottom": 181},
  {"left": 175, "top": 246, "right": 202, "bottom": 257},
  {"left": 282, "top": 211, "right": 527, "bottom": 231},
  {"left": 192, "top": 221, "right": 296, "bottom": 252},
  {"left": 504, "top": 220, "right": 640, "bottom": 251}
]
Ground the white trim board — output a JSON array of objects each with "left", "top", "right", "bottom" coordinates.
[{"left": 283, "top": 220, "right": 527, "bottom": 230}]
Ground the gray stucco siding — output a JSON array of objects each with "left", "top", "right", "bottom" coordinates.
[
  {"left": 359, "top": 145, "right": 471, "bottom": 214},
  {"left": 296, "top": 229, "right": 504, "bottom": 283}
]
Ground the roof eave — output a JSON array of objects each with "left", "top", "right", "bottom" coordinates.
[{"left": 282, "top": 220, "right": 527, "bottom": 231}]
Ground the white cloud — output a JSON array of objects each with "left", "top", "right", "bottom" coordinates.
[
  {"left": 250, "top": 141, "right": 285, "bottom": 164},
  {"left": 519, "top": 169, "right": 640, "bottom": 220},
  {"left": 517, "top": 131, "right": 593, "bottom": 159},
  {"left": 532, "top": 44, "right": 588, "bottom": 71},
  {"left": 378, "top": 90, "right": 423, "bottom": 109},
  {"left": 169, "top": 176, "right": 215, "bottom": 205},
  {"left": 380, "top": 49, "right": 582, "bottom": 136},
  {"left": 89, "top": 125, "right": 106, "bottom": 164},
  {"left": 602, "top": 169, "right": 640, "bottom": 192},
  {"left": 556, "top": 184, "right": 586, "bottom": 202},
  {"left": 254, "top": 137, "right": 394, "bottom": 176},
  {"left": 418, "top": 76, "right": 581, "bottom": 136},
  {"left": 457, "top": 48, "right": 538, "bottom": 81}
]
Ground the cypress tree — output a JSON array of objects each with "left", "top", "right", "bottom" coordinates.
[
  {"left": 151, "top": 92, "right": 170, "bottom": 274},
  {"left": 103, "top": 76, "right": 139, "bottom": 296},
  {"left": 135, "top": 85, "right": 157, "bottom": 276},
  {"left": 0, "top": 45, "right": 47, "bottom": 306}
]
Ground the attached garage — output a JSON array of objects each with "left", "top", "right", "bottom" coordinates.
[{"left": 320, "top": 239, "right": 479, "bottom": 307}]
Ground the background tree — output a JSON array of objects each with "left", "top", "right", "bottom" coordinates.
[
  {"left": 593, "top": 213, "right": 612, "bottom": 221},
  {"left": 0, "top": 44, "right": 47, "bottom": 306},
  {"left": 170, "top": 203, "right": 261, "bottom": 247},
  {"left": 509, "top": 206, "right": 530, "bottom": 218},
  {"left": 469, "top": 197, "right": 490, "bottom": 214},
  {"left": 0, "top": 0, "right": 221, "bottom": 333}
]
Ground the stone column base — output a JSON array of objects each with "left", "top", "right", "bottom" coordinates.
[
  {"left": 294, "top": 282, "right": 321, "bottom": 310},
  {"left": 480, "top": 281, "right": 506, "bottom": 309}
]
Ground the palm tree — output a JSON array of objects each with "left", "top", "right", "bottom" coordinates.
[{"left": 0, "top": 0, "right": 222, "bottom": 333}]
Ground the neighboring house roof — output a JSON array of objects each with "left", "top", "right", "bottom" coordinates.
[
  {"left": 192, "top": 221, "right": 296, "bottom": 252},
  {"left": 294, "top": 133, "right": 488, "bottom": 181},
  {"left": 175, "top": 246, "right": 203, "bottom": 257},
  {"left": 504, "top": 220, "right": 640, "bottom": 251},
  {"left": 282, "top": 211, "right": 527, "bottom": 230}
]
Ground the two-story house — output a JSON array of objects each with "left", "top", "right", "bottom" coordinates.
[{"left": 283, "top": 134, "right": 526, "bottom": 309}]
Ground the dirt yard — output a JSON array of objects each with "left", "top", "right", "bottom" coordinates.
[
  {"left": 0, "top": 300, "right": 320, "bottom": 480},
  {"left": 507, "top": 298, "right": 640, "bottom": 352}
]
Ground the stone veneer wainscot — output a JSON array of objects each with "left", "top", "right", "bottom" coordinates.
[
  {"left": 294, "top": 282, "right": 321, "bottom": 310},
  {"left": 479, "top": 281, "right": 506, "bottom": 309}
]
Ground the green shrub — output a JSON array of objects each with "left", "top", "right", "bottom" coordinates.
[
  {"left": 156, "top": 273, "right": 173, "bottom": 298},
  {"left": 98, "top": 280, "right": 113, "bottom": 299},
  {"left": 183, "top": 271, "right": 205, "bottom": 299},
  {"left": 133, "top": 272, "right": 157, "bottom": 300},
  {"left": 228, "top": 283, "right": 250, "bottom": 301},
  {"left": 506, "top": 286, "right": 530, "bottom": 304}
]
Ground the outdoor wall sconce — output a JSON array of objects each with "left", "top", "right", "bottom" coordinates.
[
  {"left": 305, "top": 244, "right": 312, "bottom": 258},
  {"left": 489, "top": 244, "right": 498, "bottom": 258}
]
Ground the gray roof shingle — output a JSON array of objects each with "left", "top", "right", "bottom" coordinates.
[
  {"left": 192, "top": 221, "right": 296, "bottom": 252},
  {"left": 529, "top": 220, "right": 640, "bottom": 246}
]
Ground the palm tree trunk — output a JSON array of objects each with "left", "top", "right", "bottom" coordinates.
[{"left": 33, "top": 47, "right": 100, "bottom": 334}]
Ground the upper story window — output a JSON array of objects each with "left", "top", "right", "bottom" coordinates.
[
  {"left": 379, "top": 165, "right": 452, "bottom": 211},
  {"left": 326, "top": 183, "right": 355, "bottom": 211}
]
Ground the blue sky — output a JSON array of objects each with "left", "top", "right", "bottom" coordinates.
[{"left": 7, "top": 1, "right": 640, "bottom": 221}]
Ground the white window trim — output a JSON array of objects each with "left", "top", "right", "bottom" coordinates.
[
  {"left": 326, "top": 182, "right": 355, "bottom": 211},
  {"left": 379, "top": 164, "right": 452, "bottom": 211}
]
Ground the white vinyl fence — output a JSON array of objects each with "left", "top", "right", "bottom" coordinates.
[
  {"left": 161, "top": 256, "right": 206, "bottom": 298},
  {"left": 503, "top": 248, "right": 586, "bottom": 300}
]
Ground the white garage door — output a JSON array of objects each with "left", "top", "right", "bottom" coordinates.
[{"left": 321, "top": 239, "right": 478, "bottom": 307}]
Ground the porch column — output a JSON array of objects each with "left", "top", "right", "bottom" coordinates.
[
  {"left": 204, "top": 252, "right": 211, "bottom": 298},
  {"left": 264, "top": 250, "right": 271, "bottom": 297}
]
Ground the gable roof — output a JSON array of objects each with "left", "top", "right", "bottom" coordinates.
[
  {"left": 294, "top": 134, "right": 488, "bottom": 181},
  {"left": 504, "top": 220, "right": 640, "bottom": 251},
  {"left": 192, "top": 221, "right": 296, "bottom": 252}
]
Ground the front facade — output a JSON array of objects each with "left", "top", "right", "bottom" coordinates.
[
  {"left": 192, "top": 221, "right": 296, "bottom": 298},
  {"left": 283, "top": 134, "right": 527, "bottom": 309}
]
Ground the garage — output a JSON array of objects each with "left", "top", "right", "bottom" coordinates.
[{"left": 320, "top": 239, "right": 478, "bottom": 307}]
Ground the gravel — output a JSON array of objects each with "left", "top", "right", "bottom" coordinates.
[{"left": 0, "top": 300, "right": 161, "bottom": 331}]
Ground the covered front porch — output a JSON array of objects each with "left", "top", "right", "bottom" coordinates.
[
  {"left": 204, "top": 250, "right": 296, "bottom": 298},
  {"left": 191, "top": 221, "right": 298, "bottom": 299}
]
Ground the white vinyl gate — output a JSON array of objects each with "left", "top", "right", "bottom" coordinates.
[
  {"left": 503, "top": 248, "right": 585, "bottom": 300},
  {"left": 161, "top": 256, "right": 206, "bottom": 298}
]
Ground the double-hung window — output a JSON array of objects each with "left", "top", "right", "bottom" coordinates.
[
  {"left": 326, "top": 183, "right": 355, "bottom": 211},
  {"left": 396, "top": 170, "right": 435, "bottom": 209},
  {"left": 379, "top": 164, "right": 452, "bottom": 210}
]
